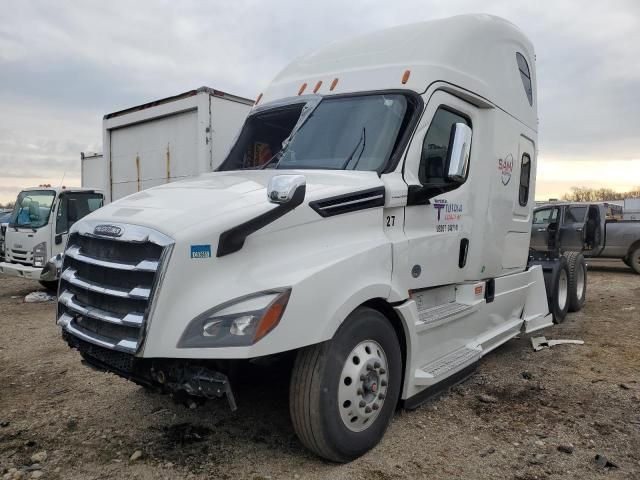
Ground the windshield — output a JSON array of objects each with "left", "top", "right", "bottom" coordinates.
[
  {"left": 9, "top": 190, "right": 56, "bottom": 229},
  {"left": 219, "top": 94, "right": 409, "bottom": 172}
]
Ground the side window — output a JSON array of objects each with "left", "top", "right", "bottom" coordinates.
[
  {"left": 565, "top": 206, "right": 587, "bottom": 223},
  {"left": 533, "top": 208, "right": 551, "bottom": 224},
  {"left": 419, "top": 107, "right": 471, "bottom": 185},
  {"left": 519, "top": 153, "right": 531, "bottom": 206},
  {"left": 516, "top": 52, "right": 533, "bottom": 106}
]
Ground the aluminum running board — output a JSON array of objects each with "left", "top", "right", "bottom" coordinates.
[
  {"left": 416, "top": 302, "right": 474, "bottom": 331},
  {"left": 414, "top": 345, "right": 482, "bottom": 386}
]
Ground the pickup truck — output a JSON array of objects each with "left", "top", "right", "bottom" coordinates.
[{"left": 530, "top": 202, "right": 640, "bottom": 274}]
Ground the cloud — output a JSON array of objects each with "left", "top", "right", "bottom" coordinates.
[{"left": 1, "top": 0, "right": 639, "bottom": 203}]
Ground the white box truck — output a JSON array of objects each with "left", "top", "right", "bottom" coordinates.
[
  {"left": 58, "top": 15, "right": 577, "bottom": 462},
  {"left": 99, "top": 87, "right": 254, "bottom": 202},
  {"left": 0, "top": 88, "right": 253, "bottom": 288}
]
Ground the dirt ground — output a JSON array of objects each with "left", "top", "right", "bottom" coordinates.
[{"left": 1, "top": 259, "right": 639, "bottom": 480}]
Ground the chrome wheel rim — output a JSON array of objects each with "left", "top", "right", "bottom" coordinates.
[
  {"left": 338, "top": 340, "right": 389, "bottom": 432},
  {"left": 558, "top": 269, "right": 568, "bottom": 310},
  {"left": 576, "top": 263, "right": 585, "bottom": 300}
]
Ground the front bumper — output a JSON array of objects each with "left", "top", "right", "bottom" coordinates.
[
  {"left": 63, "top": 331, "right": 237, "bottom": 410},
  {"left": 0, "top": 261, "right": 42, "bottom": 280}
]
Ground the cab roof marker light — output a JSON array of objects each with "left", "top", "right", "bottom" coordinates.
[
  {"left": 255, "top": 93, "right": 263, "bottom": 105},
  {"left": 313, "top": 80, "right": 323, "bottom": 93},
  {"left": 330, "top": 78, "right": 339, "bottom": 91},
  {"left": 401, "top": 69, "right": 411, "bottom": 84},
  {"left": 298, "top": 83, "right": 308, "bottom": 95}
]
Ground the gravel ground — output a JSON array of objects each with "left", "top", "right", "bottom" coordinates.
[{"left": 1, "top": 259, "right": 639, "bottom": 479}]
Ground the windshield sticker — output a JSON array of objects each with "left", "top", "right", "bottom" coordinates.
[
  {"left": 190, "top": 244, "right": 212, "bottom": 259},
  {"left": 499, "top": 154, "right": 514, "bottom": 185}
]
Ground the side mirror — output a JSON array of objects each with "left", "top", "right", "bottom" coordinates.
[
  {"left": 446, "top": 123, "right": 472, "bottom": 183},
  {"left": 40, "top": 253, "right": 63, "bottom": 282},
  {"left": 267, "top": 175, "right": 306, "bottom": 205},
  {"left": 55, "top": 234, "right": 63, "bottom": 245}
]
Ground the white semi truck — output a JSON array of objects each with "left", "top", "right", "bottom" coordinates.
[
  {"left": 57, "top": 15, "right": 576, "bottom": 462},
  {"left": 0, "top": 88, "right": 253, "bottom": 288}
]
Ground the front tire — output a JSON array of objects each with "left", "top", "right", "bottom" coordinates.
[
  {"left": 289, "top": 307, "right": 402, "bottom": 462},
  {"left": 565, "top": 251, "right": 587, "bottom": 312},
  {"left": 39, "top": 280, "right": 58, "bottom": 292}
]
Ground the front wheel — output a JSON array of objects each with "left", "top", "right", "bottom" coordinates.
[{"left": 289, "top": 307, "right": 402, "bottom": 462}]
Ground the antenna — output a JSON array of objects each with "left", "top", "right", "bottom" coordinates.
[{"left": 60, "top": 169, "right": 67, "bottom": 187}]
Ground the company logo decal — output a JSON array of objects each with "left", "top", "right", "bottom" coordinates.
[
  {"left": 433, "top": 199, "right": 463, "bottom": 222},
  {"left": 190, "top": 244, "right": 212, "bottom": 259},
  {"left": 498, "top": 154, "right": 514, "bottom": 186},
  {"left": 93, "top": 224, "right": 123, "bottom": 237}
]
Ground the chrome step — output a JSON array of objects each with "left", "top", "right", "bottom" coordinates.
[
  {"left": 414, "top": 346, "right": 481, "bottom": 386},
  {"left": 417, "top": 302, "right": 473, "bottom": 327}
]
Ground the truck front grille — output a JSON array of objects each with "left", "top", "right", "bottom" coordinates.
[
  {"left": 9, "top": 248, "right": 31, "bottom": 265},
  {"left": 57, "top": 222, "right": 173, "bottom": 354}
]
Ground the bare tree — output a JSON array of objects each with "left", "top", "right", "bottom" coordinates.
[{"left": 561, "top": 186, "right": 639, "bottom": 202}]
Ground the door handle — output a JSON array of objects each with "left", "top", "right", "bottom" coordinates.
[
  {"left": 537, "top": 228, "right": 546, "bottom": 232},
  {"left": 576, "top": 227, "right": 583, "bottom": 232}
]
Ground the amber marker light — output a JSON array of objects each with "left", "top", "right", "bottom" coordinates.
[
  {"left": 330, "top": 78, "right": 339, "bottom": 91},
  {"left": 255, "top": 93, "right": 263, "bottom": 105},
  {"left": 402, "top": 69, "right": 411, "bottom": 84},
  {"left": 253, "top": 290, "right": 291, "bottom": 343},
  {"left": 313, "top": 80, "right": 323, "bottom": 93},
  {"left": 298, "top": 83, "right": 308, "bottom": 95}
]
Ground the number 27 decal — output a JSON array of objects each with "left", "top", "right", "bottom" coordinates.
[{"left": 386, "top": 215, "right": 396, "bottom": 227}]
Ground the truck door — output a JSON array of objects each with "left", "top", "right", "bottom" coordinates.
[
  {"left": 559, "top": 205, "right": 587, "bottom": 251},
  {"left": 54, "top": 192, "right": 104, "bottom": 254},
  {"left": 530, "top": 207, "right": 559, "bottom": 252},
  {"left": 402, "top": 91, "right": 480, "bottom": 288}
]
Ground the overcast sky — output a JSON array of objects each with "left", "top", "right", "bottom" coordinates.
[{"left": 1, "top": 0, "right": 639, "bottom": 204}]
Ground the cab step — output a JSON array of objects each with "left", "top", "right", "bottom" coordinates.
[
  {"left": 414, "top": 345, "right": 482, "bottom": 386},
  {"left": 416, "top": 302, "right": 473, "bottom": 330}
]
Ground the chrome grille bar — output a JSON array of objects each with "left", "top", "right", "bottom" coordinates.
[
  {"left": 61, "top": 268, "right": 151, "bottom": 300},
  {"left": 57, "top": 313, "right": 138, "bottom": 353},
  {"left": 59, "top": 291, "right": 144, "bottom": 327},
  {"left": 65, "top": 245, "right": 159, "bottom": 272}
]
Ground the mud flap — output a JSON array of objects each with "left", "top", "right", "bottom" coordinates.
[{"left": 522, "top": 265, "right": 554, "bottom": 333}]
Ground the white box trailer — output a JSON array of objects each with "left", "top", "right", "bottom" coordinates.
[
  {"left": 80, "top": 152, "right": 105, "bottom": 191},
  {"left": 101, "top": 87, "right": 253, "bottom": 202},
  {"left": 624, "top": 198, "right": 640, "bottom": 220}
]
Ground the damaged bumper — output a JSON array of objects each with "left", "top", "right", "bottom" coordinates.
[{"left": 63, "top": 331, "right": 237, "bottom": 411}]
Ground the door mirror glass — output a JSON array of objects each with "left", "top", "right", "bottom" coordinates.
[
  {"left": 446, "top": 123, "right": 472, "bottom": 183},
  {"left": 267, "top": 175, "right": 306, "bottom": 204}
]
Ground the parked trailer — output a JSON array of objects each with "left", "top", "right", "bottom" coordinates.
[
  {"left": 58, "top": 15, "right": 573, "bottom": 462},
  {"left": 80, "top": 152, "right": 105, "bottom": 192},
  {"left": 101, "top": 87, "right": 254, "bottom": 202}
]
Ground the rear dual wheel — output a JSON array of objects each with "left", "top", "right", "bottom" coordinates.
[
  {"left": 550, "top": 256, "right": 570, "bottom": 323},
  {"left": 289, "top": 307, "right": 401, "bottom": 462},
  {"left": 565, "top": 251, "right": 587, "bottom": 312}
]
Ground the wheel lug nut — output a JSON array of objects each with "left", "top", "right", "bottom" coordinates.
[
  {"left": 378, "top": 393, "right": 385, "bottom": 400},
  {"left": 360, "top": 374, "right": 366, "bottom": 381},
  {"left": 357, "top": 388, "right": 364, "bottom": 395},
  {"left": 366, "top": 364, "right": 373, "bottom": 371},
  {"left": 374, "top": 361, "right": 381, "bottom": 369},
  {"left": 381, "top": 380, "right": 387, "bottom": 387},
  {"left": 359, "top": 400, "right": 366, "bottom": 408},
  {"left": 372, "top": 403, "right": 379, "bottom": 410},
  {"left": 365, "top": 406, "right": 372, "bottom": 414},
  {"left": 379, "top": 368, "right": 386, "bottom": 374}
]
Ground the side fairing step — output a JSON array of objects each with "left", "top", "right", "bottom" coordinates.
[{"left": 414, "top": 346, "right": 482, "bottom": 386}]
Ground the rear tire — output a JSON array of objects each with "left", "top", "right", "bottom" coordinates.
[
  {"left": 551, "top": 256, "right": 570, "bottom": 323},
  {"left": 289, "top": 307, "right": 402, "bottom": 462},
  {"left": 39, "top": 280, "right": 58, "bottom": 292},
  {"left": 565, "top": 251, "right": 587, "bottom": 312},
  {"left": 630, "top": 246, "right": 640, "bottom": 274}
]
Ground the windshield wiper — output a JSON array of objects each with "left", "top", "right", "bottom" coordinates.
[{"left": 340, "top": 127, "right": 366, "bottom": 170}]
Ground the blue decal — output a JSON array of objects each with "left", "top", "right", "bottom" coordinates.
[{"left": 190, "top": 244, "right": 212, "bottom": 259}]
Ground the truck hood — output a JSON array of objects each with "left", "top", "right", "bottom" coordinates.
[{"left": 83, "top": 170, "right": 385, "bottom": 239}]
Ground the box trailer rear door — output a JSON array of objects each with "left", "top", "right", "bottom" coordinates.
[{"left": 110, "top": 110, "right": 199, "bottom": 199}]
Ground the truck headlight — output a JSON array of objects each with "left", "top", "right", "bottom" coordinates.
[
  {"left": 178, "top": 289, "right": 291, "bottom": 348},
  {"left": 33, "top": 242, "right": 47, "bottom": 267}
]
